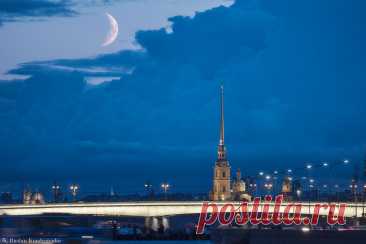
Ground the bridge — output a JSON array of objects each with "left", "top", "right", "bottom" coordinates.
[{"left": 0, "top": 201, "right": 364, "bottom": 218}]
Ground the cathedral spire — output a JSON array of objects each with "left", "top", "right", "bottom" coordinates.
[
  {"left": 219, "top": 85, "right": 225, "bottom": 146},
  {"left": 211, "top": 84, "right": 231, "bottom": 201},
  {"left": 217, "top": 84, "right": 226, "bottom": 161}
]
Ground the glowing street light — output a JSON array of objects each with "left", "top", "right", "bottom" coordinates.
[
  {"left": 70, "top": 184, "right": 79, "bottom": 202},
  {"left": 52, "top": 184, "right": 60, "bottom": 190},
  {"left": 344, "top": 159, "right": 349, "bottom": 164},
  {"left": 144, "top": 181, "right": 153, "bottom": 199},
  {"left": 265, "top": 175, "right": 271, "bottom": 180},
  {"left": 144, "top": 182, "right": 153, "bottom": 190},
  {"left": 287, "top": 169, "right": 292, "bottom": 173},
  {"left": 264, "top": 183, "right": 273, "bottom": 193},
  {"left": 161, "top": 183, "right": 170, "bottom": 200},
  {"left": 322, "top": 162, "right": 328, "bottom": 167},
  {"left": 296, "top": 189, "right": 302, "bottom": 198},
  {"left": 259, "top": 171, "right": 264, "bottom": 176},
  {"left": 52, "top": 182, "right": 60, "bottom": 203},
  {"left": 306, "top": 164, "right": 312, "bottom": 169}
]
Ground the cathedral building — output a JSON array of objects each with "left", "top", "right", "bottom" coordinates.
[
  {"left": 210, "top": 85, "right": 250, "bottom": 201},
  {"left": 23, "top": 187, "right": 45, "bottom": 205},
  {"left": 232, "top": 169, "right": 252, "bottom": 201}
]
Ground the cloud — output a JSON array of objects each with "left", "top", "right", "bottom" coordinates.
[
  {"left": 2, "top": 0, "right": 366, "bottom": 190},
  {"left": 0, "top": 0, "right": 76, "bottom": 26}
]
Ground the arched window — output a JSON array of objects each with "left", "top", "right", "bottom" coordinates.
[{"left": 222, "top": 171, "right": 226, "bottom": 178}]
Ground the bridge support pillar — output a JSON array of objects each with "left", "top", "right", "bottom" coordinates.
[
  {"left": 144, "top": 217, "right": 158, "bottom": 232},
  {"left": 162, "top": 217, "right": 170, "bottom": 232},
  {"left": 144, "top": 217, "right": 170, "bottom": 233}
]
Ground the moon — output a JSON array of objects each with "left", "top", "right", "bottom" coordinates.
[{"left": 102, "top": 13, "right": 118, "bottom": 47}]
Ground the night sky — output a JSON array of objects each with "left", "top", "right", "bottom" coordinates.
[{"left": 0, "top": 0, "right": 365, "bottom": 196}]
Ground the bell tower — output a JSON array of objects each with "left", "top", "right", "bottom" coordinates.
[{"left": 211, "top": 85, "right": 231, "bottom": 201}]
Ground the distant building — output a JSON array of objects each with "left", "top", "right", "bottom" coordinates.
[
  {"left": 281, "top": 177, "right": 292, "bottom": 201},
  {"left": 23, "top": 187, "right": 45, "bottom": 205},
  {"left": 232, "top": 169, "right": 251, "bottom": 201},
  {"left": 23, "top": 187, "right": 32, "bottom": 204},
  {"left": 32, "top": 191, "right": 45, "bottom": 204},
  {"left": 0, "top": 192, "right": 13, "bottom": 204}
]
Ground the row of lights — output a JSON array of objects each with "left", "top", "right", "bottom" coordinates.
[
  {"left": 258, "top": 159, "right": 350, "bottom": 177},
  {"left": 257, "top": 159, "right": 351, "bottom": 183},
  {"left": 51, "top": 183, "right": 79, "bottom": 201},
  {"left": 144, "top": 182, "right": 171, "bottom": 192},
  {"left": 349, "top": 184, "right": 366, "bottom": 189}
]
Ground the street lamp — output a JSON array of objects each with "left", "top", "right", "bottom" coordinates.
[
  {"left": 144, "top": 181, "right": 153, "bottom": 200},
  {"left": 52, "top": 182, "right": 60, "bottom": 203},
  {"left": 296, "top": 189, "right": 302, "bottom": 199},
  {"left": 70, "top": 184, "right": 79, "bottom": 202},
  {"left": 264, "top": 183, "right": 273, "bottom": 195},
  {"left": 161, "top": 183, "right": 170, "bottom": 200}
]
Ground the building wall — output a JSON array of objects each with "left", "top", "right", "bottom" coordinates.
[{"left": 211, "top": 162, "right": 231, "bottom": 201}]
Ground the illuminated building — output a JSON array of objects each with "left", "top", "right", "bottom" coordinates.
[
  {"left": 210, "top": 85, "right": 231, "bottom": 201},
  {"left": 232, "top": 169, "right": 251, "bottom": 201},
  {"left": 281, "top": 177, "right": 292, "bottom": 201}
]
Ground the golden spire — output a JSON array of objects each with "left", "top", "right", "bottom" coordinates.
[
  {"left": 219, "top": 85, "right": 224, "bottom": 146},
  {"left": 217, "top": 84, "right": 226, "bottom": 161}
]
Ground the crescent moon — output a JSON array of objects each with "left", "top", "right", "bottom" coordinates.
[{"left": 102, "top": 13, "right": 119, "bottom": 47}]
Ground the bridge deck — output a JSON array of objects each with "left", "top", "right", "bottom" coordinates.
[{"left": 0, "top": 201, "right": 364, "bottom": 217}]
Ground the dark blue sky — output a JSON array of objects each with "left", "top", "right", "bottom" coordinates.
[{"left": 0, "top": 0, "right": 365, "bottom": 195}]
